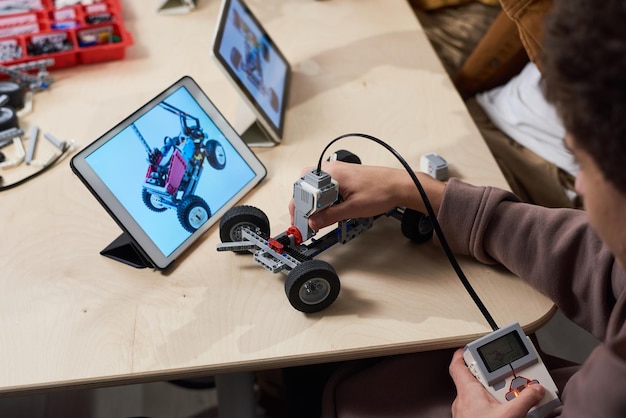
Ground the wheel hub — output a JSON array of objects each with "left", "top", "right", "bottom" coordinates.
[{"left": 300, "top": 279, "right": 330, "bottom": 305}]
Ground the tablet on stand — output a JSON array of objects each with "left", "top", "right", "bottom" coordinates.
[
  {"left": 71, "top": 76, "right": 267, "bottom": 269},
  {"left": 212, "top": 0, "right": 291, "bottom": 147}
]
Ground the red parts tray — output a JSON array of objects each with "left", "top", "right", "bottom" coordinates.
[{"left": 0, "top": 0, "right": 132, "bottom": 70}]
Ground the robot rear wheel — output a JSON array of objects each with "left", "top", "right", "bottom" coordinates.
[{"left": 401, "top": 209, "right": 433, "bottom": 244}]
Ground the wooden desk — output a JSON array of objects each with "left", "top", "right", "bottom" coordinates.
[{"left": 0, "top": 0, "right": 554, "bottom": 397}]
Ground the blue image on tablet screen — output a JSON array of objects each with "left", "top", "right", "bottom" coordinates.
[
  {"left": 85, "top": 86, "right": 256, "bottom": 257},
  {"left": 218, "top": 0, "right": 288, "bottom": 131}
]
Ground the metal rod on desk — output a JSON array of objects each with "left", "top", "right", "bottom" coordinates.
[{"left": 215, "top": 372, "right": 257, "bottom": 418}]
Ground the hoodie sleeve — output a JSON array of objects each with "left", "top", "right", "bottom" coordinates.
[{"left": 436, "top": 178, "right": 624, "bottom": 341}]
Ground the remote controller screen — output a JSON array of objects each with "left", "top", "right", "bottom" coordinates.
[{"left": 477, "top": 330, "right": 529, "bottom": 373}]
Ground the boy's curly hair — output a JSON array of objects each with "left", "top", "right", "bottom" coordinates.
[{"left": 543, "top": 0, "right": 626, "bottom": 193}]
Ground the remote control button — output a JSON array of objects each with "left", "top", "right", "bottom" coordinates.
[
  {"left": 506, "top": 376, "right": 541, "bottom": 401},
  {"left": 506, "top": 391, "right": 518, "bottom": 401}
]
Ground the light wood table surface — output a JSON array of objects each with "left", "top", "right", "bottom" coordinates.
[{"left": 0, "top": 0, "right": 555, "bottom": 397}]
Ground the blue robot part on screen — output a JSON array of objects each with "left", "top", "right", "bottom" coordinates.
[{"left": 132, "top": 100, "right": 227, "bottom": 234}]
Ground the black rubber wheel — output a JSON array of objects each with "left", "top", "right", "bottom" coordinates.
[
  {"left": 205, "top": 139, "right": 226, "bottom": 170},
  {"left": 0, "top": 106, "right": 18, "bottom": 131},
  {"left": 400, "top": 209, "right": 433, "bottom": 244},
  {"left": 285, "top": 259, "right": 340, "bottom": 313},
  {"left": 219, "top": 205, "right": 270, "bottom": 252},
  {"left": 142, "top": 189, "right": 167, "bottom": 212},
  {"left": 0, "top": 81, "right": 24, "bottom": 110},
  {"left": 177, "top": 195, "right": 211, "bottom": 233}
]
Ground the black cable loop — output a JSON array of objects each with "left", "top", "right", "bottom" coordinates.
[
  {"left": 0, "top": 143, "right": 72, "bottom": 192},
  {"left": 317, "top": 132, "right": 499, "bottom": 331}
]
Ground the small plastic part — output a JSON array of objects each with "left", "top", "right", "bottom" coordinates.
[
  {"left": 328, "top": 149, "right": 361, "bottom": 164},
  {"left": 286, "top": 225, "right": 303, "bottom": 245},
  {"left": 420, "top": 152, "right": 448, "bottom": 181},
  {"left": 25, "top": 125, "right": 39, "bottom": 165},
  {"left": 44, "top": 132, "right": 66, "bottom": 150},
  {"left": 30, "top": 139, "right": 75, "bottom": 167},
  {"left": 0, "top": 127, "right": 23, "bottom": 146},
  {"left": 0, "top": 136, "right": 25, "bottom": 168}
]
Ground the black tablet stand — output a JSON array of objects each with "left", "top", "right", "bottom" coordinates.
[{"left": 100, "top": 232, "right": 155, "bottom": 269}]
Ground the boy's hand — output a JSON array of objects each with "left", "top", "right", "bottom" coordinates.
[{"left": 449, "top": 349, "right": 545, "bottom": 418}]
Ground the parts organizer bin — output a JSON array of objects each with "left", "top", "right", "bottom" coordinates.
[{"left": 0, "top": 0, "right": 132, "bottom": 71}]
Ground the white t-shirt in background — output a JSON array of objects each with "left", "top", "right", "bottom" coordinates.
[{"left": 475, "top": 62, "right": 579, "bottom": 177}]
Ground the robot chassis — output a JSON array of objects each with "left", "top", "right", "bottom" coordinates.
[{"left": 216, "top": 151, "right": 434, "bottom": 313}]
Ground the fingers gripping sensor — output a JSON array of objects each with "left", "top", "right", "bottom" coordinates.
[{"left": 292, "top": 169, "right": 338, "bottom": 242}]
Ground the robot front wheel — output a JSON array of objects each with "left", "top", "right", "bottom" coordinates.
[
  {"left": 219, "top": 205, "right": 271, "bottom": 253},
  {"left": 142, "top": 189, "right": 167, "bottom": 212},
  {"left": 285, "top": 259, "right": 341, "bottom": 313}
]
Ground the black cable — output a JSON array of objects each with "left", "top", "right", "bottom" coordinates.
[
  {"left": 317, "top": 133, "right": 499, "bottom": 331},
  {"left": 0, "top": 143, "right": 72, "bottom": 192}
]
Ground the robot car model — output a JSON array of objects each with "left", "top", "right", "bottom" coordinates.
[
  {"left": 134, "top": 101, "right": 227, "bottom": 233},
  {"left": 229, "top": 9, "right": 280, "bottom": 112},
  {"left": 216, "top": 151, "right": 434, "bottom": 313}
]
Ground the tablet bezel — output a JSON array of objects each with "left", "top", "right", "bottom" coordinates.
[
  {"left": 212, "top": 0, "right": 291, "bottom": 145},
  {"left": 70, "top": 75, "right": 267, "bottom": 269}
]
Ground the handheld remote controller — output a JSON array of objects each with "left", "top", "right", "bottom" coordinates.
[{"left": 463, "top": 322, "right": 562, "bottom": 418}]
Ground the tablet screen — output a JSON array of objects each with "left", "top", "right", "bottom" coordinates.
[
  {"left": 71, "top": 76, "right": 266, "bottom": 269},
  {"left": 212, "top": 0, "right": 291, "bottom": 143}
]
